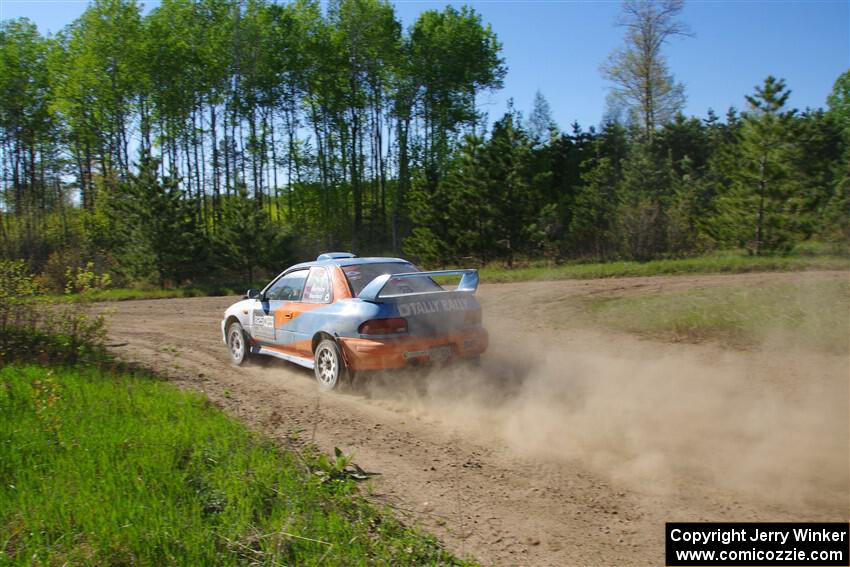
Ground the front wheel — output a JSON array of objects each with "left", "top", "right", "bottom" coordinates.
[
  {"left": 227, "top": 321, "right": 251, "bottom": 365},
  {"left": 314, "top": 339, "right": 348, "bottom": 391}
]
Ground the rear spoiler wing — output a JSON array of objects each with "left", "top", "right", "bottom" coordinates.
[{"left": 358, "top": 269, "right": 479, "bottom": 302}]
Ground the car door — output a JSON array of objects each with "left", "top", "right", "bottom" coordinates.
[
  {"left": 278, "top": 266, "right": 333, "bottom": 357},
  {"left": 251, "top": 269, "right": 309, "bottom": 353}
]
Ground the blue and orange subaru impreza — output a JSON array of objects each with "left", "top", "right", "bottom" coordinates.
[{"left": 221, "top": 253, "right": 488, "bottom": 389}]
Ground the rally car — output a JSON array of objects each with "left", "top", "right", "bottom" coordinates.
[{"left": 221, "top": 253, "right": 488, "bottom": 390}]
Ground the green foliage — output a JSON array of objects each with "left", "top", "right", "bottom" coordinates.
[
  {"left": 405, "top": 112, "right": 545, "bottom": 266},
  {"left": 822, "top": 153, "right": 850, "bottom": 245},
  {"left": 826, "top": 69, "right": 850, "bottom": 129},
  {"left": 711, "top": 77, "right": 800, "bottom": 254},
  {"left": 108, "top": 158, "right": 208, "bottom": 287},
  {"left": 0, "top": 19, "right": 65, "bottom": 267},
  {"left": 565, "top": 123, "right": 625, "bottom": 260},
  {"left": 444, "top": 135, "right": 497, "bottom": 263},
  {"left": 99, "top": 160, "right": 295, "bottom": 288},
  {"left": 0, "top": 364, "right": 472, "bottom": 565},
  {"left": 665, "top": 157, "right": 707, "bottom": 255},
  {"left": 49, "top": 0, "right": 145, "bottom": 202},
  {"left": 410, "top": 5, "right": 506, "bottom": 182},
  {"left": 0, "top": 2, "right": 847, "bottom": 280},
  {"left": 311, "top": 446, "right": 372, "bottom": 484},
  {"left": 569, "top": 156, "right": 619, "bottom": 260},
  {"left": 616, "top": 142, "right": 673, "bottom": 260},
  {"left": 56, "top": 284, "right": 252, "bottom": 303},
  {"left": 63, "top": 261, "right": 111, "bottom": 295},
  {"left": 214, "top": 187, "right": 295, "bottom": 283},
  {"left": 403, "top": 169, "right": 451, "bottom": 266},
  {"left": 0, "top": 261, "right": 107, "bottom": 364},
  {"left": 484, "top": 111, "right": 547, "bottom": 265}
]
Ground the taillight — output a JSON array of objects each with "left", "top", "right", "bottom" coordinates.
[
  {"left": 464, "top": 309, "right": 482, "bottom": 326},
  {"left": 358, "top": 317, "right": 408, "bottom": 335}
]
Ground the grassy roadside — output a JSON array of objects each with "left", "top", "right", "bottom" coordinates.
[
  {"left": 0, "top": 364, "right": 472, "bottom": 566},
  {"left": 478, "top": 254, "right": 848, "bottom": 283},
  {"left": 56, "top": 283, "right": 257, "bottom": 303},
  {"left": 580, "top": 279, "right": 850, "bottom": 353},
  {"left": 66, "top": 255, "right": 848, "bottom": 302}
]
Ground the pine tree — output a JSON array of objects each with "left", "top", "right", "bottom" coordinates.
[
  {"left": 109, "top": 158, "right": 207, "bottom": 287},
  {"left": 567, "top": 122, "right": 626, "bottom": 260},
  {"left": 570, "top": 157, "right": 620, "bottom": 260},
  {"left": 616, "top": 141, "right": 674, "bottom": 260},
  {"left": 666, "top": 155, "right": 705, "bottom": 254},
  {"left": 482, "top": 112, "right": 542, "bottom": 266},
  {"left": 826, "top": 70, "right": 850, "bottom": 128},
  {"left": 821, "top": 71, "right": 850, "bottom": 246},
  {"left": 403, "top": 170, "right": 451, "bottom": 266},
  {"left": 215, "top": 185, "right": 294, "bottom": 284},
  {"left": 713, "top": 76, "right": 799, "bottom": 254},
  {"left": 443, "top": 135, "right": 495, "bottom": 264}
]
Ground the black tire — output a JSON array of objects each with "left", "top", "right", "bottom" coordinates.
[
  {"left": 314, "top": 339, "right": 348, "bottom": 391},
  {"left": 226, "top": 321, "right": 251, "bottom": 365}
]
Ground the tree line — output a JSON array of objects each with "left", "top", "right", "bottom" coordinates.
[
  {"left": 0, "top": 0, "right": 504, "bottom": 286},
  {"left": 0, "top": 0, "right": 847, "bottom": 288},
  {"left": 408, "top": 75, "right": 849, "bottom": 266}
]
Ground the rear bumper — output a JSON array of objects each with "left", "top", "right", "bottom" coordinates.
[{"left": 338, "top": 327, "right": 488, "bottom": 371}]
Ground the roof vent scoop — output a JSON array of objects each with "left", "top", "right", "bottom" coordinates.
[{"left": 317, "top": 252, "right": 357, "bottom": 261}]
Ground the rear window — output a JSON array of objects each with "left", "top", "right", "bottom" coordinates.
[{"left": 342, "top": 262, "right": 443, "bottom": 297}]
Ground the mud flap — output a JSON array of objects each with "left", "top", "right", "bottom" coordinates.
[{"left": 336, "top": 338, "right": 357, "bottom": 388}]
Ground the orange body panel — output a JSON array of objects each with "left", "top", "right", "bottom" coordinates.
[
  {"left": 273, "top": 302, "right": 325, "bottom": 327},
  {"left": 260, "top": 340, "right": 314, "bottom": 360},
  {"left": 339, "top": 327, "right": 488, "bottom": 371},
  {"left": 330, "top": 266, "right": 354, "bottom": 300}
]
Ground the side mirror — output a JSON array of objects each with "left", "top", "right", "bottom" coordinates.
[{"left": 245, "top": 289, "right": 262, "bottom": 300}]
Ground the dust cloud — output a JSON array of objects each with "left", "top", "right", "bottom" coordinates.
[{"left": 360, "top": 321, "right": 849, "bottom": 516}]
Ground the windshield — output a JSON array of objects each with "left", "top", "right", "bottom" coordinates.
[{"left": 342, "top": 262, "right": 443, "bottom": 297}]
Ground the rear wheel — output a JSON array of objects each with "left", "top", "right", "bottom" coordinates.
[
  {"left": 314, "top": 339, "right": 348, "bottom": 391},
  {"left": 227, "top": 321, "right": 251, "bottom": 365}
]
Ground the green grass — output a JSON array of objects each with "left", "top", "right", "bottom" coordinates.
[
  {"left": 58, "top": 284, "right": 256, "bottom": 303},
  {"left": 586, "top": 279, "right": 850, "bottom": 353},
  {"left": 477, "top": 254, "right": 849, "bottom": 283},
  {"left": 0, "top": 365, "right": 471, "bottom": 566},
  {"left": 53, "top": 254, "right": 850, "bottom": 302}
]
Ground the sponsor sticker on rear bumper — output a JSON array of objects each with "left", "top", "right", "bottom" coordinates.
[
  {"left": 428, "top": 345, "right": 453, "bottom": 363},
  {"left": 402, "top": 345, "right": 453, "bottom": 363}
]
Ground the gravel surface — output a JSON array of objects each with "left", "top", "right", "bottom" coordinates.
[{"left": 101, "top": 270, "right": 849, "bottom": 566}]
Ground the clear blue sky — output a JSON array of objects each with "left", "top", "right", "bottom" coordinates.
[{"left": 1, "top": 0, "right": 847, "bottom": 130}]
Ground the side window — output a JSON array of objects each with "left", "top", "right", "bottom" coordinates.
[
  {"left": 264, "top": 269, "right": 308, "bottom": 301},
  {"left": 302, "top": 267, "right": 332, "bottom": 304}
]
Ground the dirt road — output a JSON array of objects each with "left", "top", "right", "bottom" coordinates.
[{"left": 103, "top": 270, "right": 849, "bottom": 566}]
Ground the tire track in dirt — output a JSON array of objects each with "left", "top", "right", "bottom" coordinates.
[{"left": 101, "top": 270, "right": 849, "bottom": 566}]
